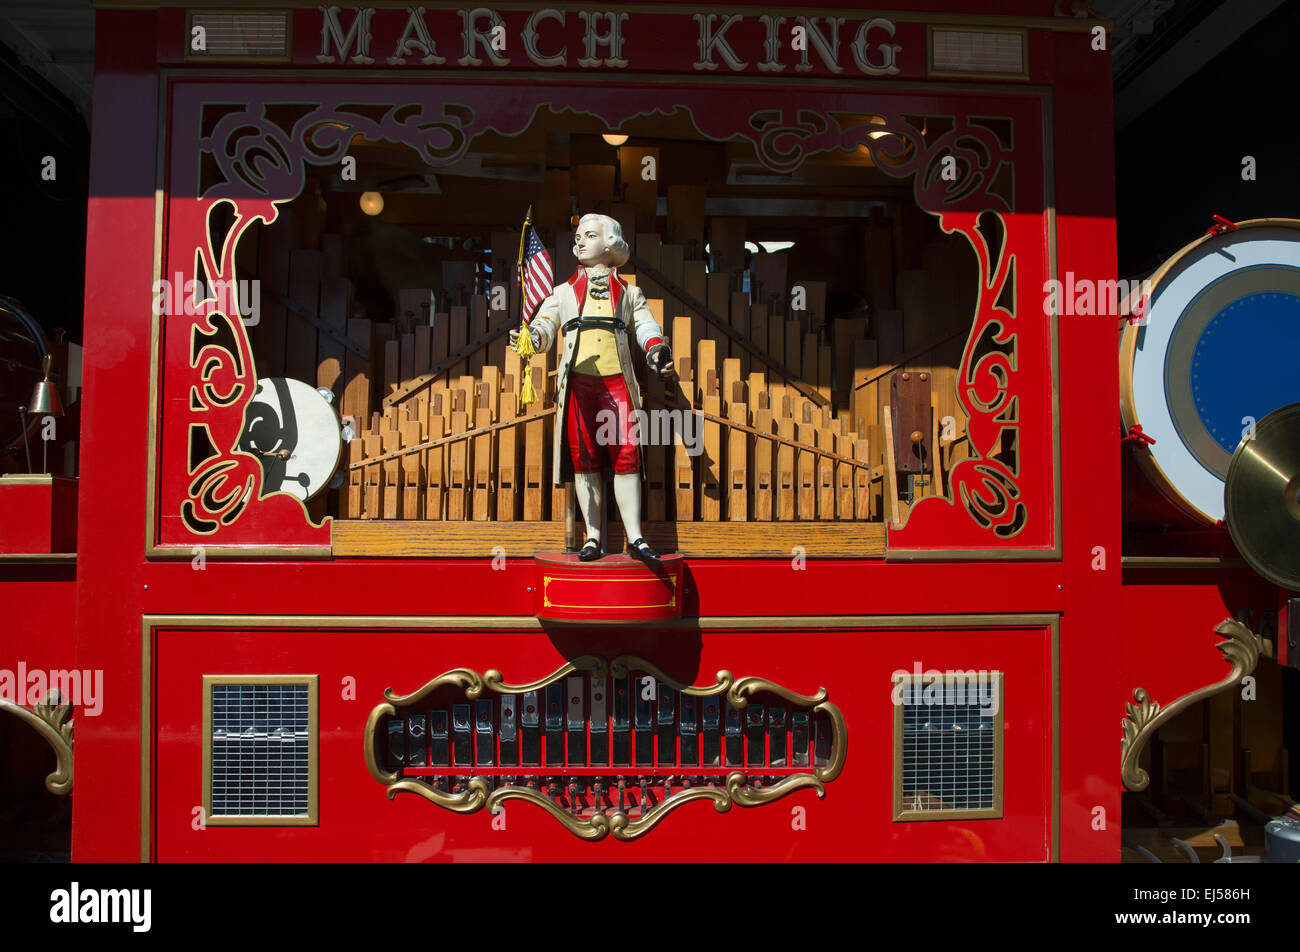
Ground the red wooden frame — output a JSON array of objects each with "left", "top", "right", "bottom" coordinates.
[{"left": 52, "top": 3, "right": 1140, "bottom": 862}]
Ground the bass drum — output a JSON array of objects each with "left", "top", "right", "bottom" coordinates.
[{"left": 1120, "top": 219, "right": 1300, "bottom": 526}]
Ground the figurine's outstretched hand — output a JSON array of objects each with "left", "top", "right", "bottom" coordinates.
[
  {"left": 647, "top": 342, "right": 675, "bottom": 382},
  {"left": 509, "top": 325, "right": 542, "bottom": 351}
]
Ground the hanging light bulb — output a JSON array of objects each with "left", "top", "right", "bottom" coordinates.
[
  {"left": 359, "top": 191, "right": 384, "bottom": 216},
  {"left": 601, "top": 133, "right": 629, "bottom": 147}
]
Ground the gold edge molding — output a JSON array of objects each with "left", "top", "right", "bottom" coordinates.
[
  {"left": 365, "top": 660, "right": 846, "bottom": 841},
  {"left": 96, "top": 2, "right": 1112, "bottom": 32},
  {"left": 1120, "top": 618, "right": 1262, "bottom": 792},
  {"left": 0, "top": 692, "right": 74, "bottom": 795},
  {"left": 143, "top": 612, "right": 1058, "bottom": 630}
]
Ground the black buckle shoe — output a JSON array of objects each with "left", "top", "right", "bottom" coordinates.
[
  {"left": 627, "top": 537, "right": 661, "bottom": 561},
  {"left": 578, "top": 538, "right": 602, "bottom": 562}
]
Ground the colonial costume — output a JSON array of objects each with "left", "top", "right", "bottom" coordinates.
[{"left": 524, "top": 215, "right": 673, "bottom": 560}]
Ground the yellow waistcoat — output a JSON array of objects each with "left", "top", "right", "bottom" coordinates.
[{"left": 570, "top": 293, "right": 621, "bottom": 376}]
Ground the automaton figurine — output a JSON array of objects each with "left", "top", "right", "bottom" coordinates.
[{"left": 511, "top": 213, "right": 675, "bottom": 561}]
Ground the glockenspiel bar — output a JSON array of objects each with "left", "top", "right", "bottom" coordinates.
[
  {"left": 474, "top": 698, "right": 494, "bottom": 766},
  {"left": 407, "top": 713, "right": 428, "bottom": 767},
  {"left": 544, "top": 682, "right": 564, "bottom": 766},
  {"left": 613, "top": 675, "right": 631, "bottom": 765},
  {"left": 520, "top": 690, "right": 540, "bottom": 766},
  {"left": 634, "top": 678, "right": 654, "bottom": 767}
]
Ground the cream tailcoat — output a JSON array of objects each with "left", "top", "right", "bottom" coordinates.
[{"left": 529, "top": 268, "right": 664, "bottom": 485}]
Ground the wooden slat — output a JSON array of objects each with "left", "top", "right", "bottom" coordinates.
[
  {"left": 381, "top": 421, "right": 401, "bottom": 519},
  {"left": 363, "top": 423, "right": 382, "bottom": 519},
  {"left": 523, "top": 372, "right": 545, "bottom": 520},
  {"left": 472, "top": 405, "right": 493, "bottom": 520},
  {"left": 448, "top": 305, "right": 469, "bottom": 379},
  {"left": 777, "top": 413, "right": 795, "bottom": 521},
  {"left": 883, "top": 407, "right": 903, "bottom": 527},
  {"left": 400, "top": 417, "right": 423, "bottom": 519},
  {"left": 254, "top": 220, "right": 289, "bottom": 379},
  {"left": 797, "top": 416, "right": 816, "bottom": 520},
  {"left": 342, "top": 317, "right": 372, "bottom": 433},
  {"left": 667, "top": 184, "right": 706, "bottom": 253},
  {"left": 447, "top": 392, "right": 469, "bottom": 521},
  {"left": 875, "top": 308, "right": 905, "bottom": 363},
  {"left": 469, "top": 295, "right": 489, "bottom": 377},
  {"left": 345, "top": 437, "right": 363, "bottom": 518},
  {"left": 851, "top": 338, "right": 879, "bottom": 435},
  {"left": 817, "top": 344, "right": 832, "bottom": 405},
  {"left": 497, "top": 391, "right": 518, "bottom": 521},
  {"left": 287, "top": 250, "right": 321, "bottom": 384},
  {"left": 683, "top": 260, "right": 707, "bottom": 348},
  {"left": 753, "top": 405, "right": 774, "bottom": 521},
  {"left": 817, "top": 424, "right": 835, "bottom": 519},
  {"left": 854, "top": 437, "right": 872, "bottom": 519},
  {"left": 751, "top": 252, "right": 788, "bottom": 313},
  {"left": 425, "top": 413, "right": 445, "bottom": 520},
  {"left": 701, "top": 392, "right": 722, "bottom": 520},
  {"left": 332, "top": 519, "right": 888, "bottom": 558},
  {"left": 730, "top": 290, "right": 749, "bottom": 371},
  {"left": 727, "top": 397, "right": 748, "bottom": 521},
  {"left": 316, "top": 276, "right": 350, "bottom": 401},
  {"left": 575, "top": 163, "right": 616, "bottom": 215},
  {"left": 610, "top": 202, "right": 637, "bottom": 258},
  {"left": 399, "top": 332, "right": 415, "bottom": 388},
  {"left": 749, "top": 305, "right": 767, "bottom": 378},
  {"left": 710, "top": 218, "right": 747, "bottom": 275},
  {"left": 619, "top": 146, "right": 660, "bottom": 234}
]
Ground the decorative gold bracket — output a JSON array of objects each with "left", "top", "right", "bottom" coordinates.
[
  {"left": 1120, "top": 618, "right": 1262, "bottom": 792},
  {"left": 364, "top": 656, "right": 846, "bottom": 841},
  {"left": 0, "top": 690, "right": 74, "bottom": 795}
]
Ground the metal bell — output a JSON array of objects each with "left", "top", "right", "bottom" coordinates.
[{"left": 26, "top": 354, "right": 63, "bottom": 417}]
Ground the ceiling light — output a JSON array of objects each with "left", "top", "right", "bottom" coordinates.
[
  {"left": 359, "top": 191, "right": 384, "bottom": 216},
  {"left": 602, "top": 133, "right": 629, "bottom": 147}
]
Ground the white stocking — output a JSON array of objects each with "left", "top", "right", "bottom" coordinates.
[
  {"left": 575, "top": 471, "right": 602, "bottom": 544},
  {"left": 613, "top": 472, "right": 643, "bottom": 544}
]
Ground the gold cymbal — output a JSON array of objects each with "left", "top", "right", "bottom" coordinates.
[{"left": 1224, "top": 402, "right": 1300, "bottom": 591}]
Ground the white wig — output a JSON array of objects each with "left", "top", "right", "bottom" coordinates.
[{"left": 573, "top": 213, "right": 630, "bottom": 268}]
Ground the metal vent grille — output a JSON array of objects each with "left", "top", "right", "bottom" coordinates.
[
  {"left": 931, "top": 29, "right": 1025, "bottom": 76},
  {"left": 188, "top": 13, "right": 290, "bottom": 60},
  {"left": 205, "top": 678, "right": 317, "bottom": 823},
  {"left": 894, "top": 673, "right": 1002, "bottom": 820}
]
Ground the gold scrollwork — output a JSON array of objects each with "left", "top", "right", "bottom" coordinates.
[
  {"left": 0, "top": 690, "right": 74, "bottom": 795},
  {"left": 364, "top": 657, "right": 846, "bottom": 841},
  {"left": 1120, "top": 618, "right": 1262, "bottom": 792}
]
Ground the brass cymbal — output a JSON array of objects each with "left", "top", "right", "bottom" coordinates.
[{"left": 1224, "top": 402, "right": 1300, "bottom": 591}]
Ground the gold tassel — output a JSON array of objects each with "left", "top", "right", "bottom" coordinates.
[{"left": 515, "top": 319, "right": 537, "bottom": 406}]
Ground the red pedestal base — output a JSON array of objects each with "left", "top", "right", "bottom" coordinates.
[
  {"left": 533, "top": 551, "right": 685, "bottom": 622},
  {"left": 0, "top": 475, "right": 78, "bottom": 555}
]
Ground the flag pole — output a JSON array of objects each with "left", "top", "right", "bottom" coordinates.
[{"left": 514, "top": 205, "right": 537, "bottom": 407}]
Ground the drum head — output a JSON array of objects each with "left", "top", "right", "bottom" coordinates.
[
  {"left": 238, "top": 377, "right": 342, "bottom": 501},
  {"left": 1121, "top": 220, "right": 1300, "bottom": 524}
]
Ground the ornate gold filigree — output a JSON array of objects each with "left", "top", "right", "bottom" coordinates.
[
  {"left": 365, "top": 657, "right": 845, "bottom": 840},
  {"left": 0, "top": 690, "right": 74, "bottom": 795},
  {"left": 1121, "top": 618, "right": 1262, "bottom": 792}
]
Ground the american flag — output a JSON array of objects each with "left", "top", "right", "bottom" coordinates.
[{"left": 520, "top": 225, "right": 553, "bottom": 322}]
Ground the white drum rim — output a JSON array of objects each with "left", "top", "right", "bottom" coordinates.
[{"left": 1120, "top": 218, "right": 1300, "bottom": 525}]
